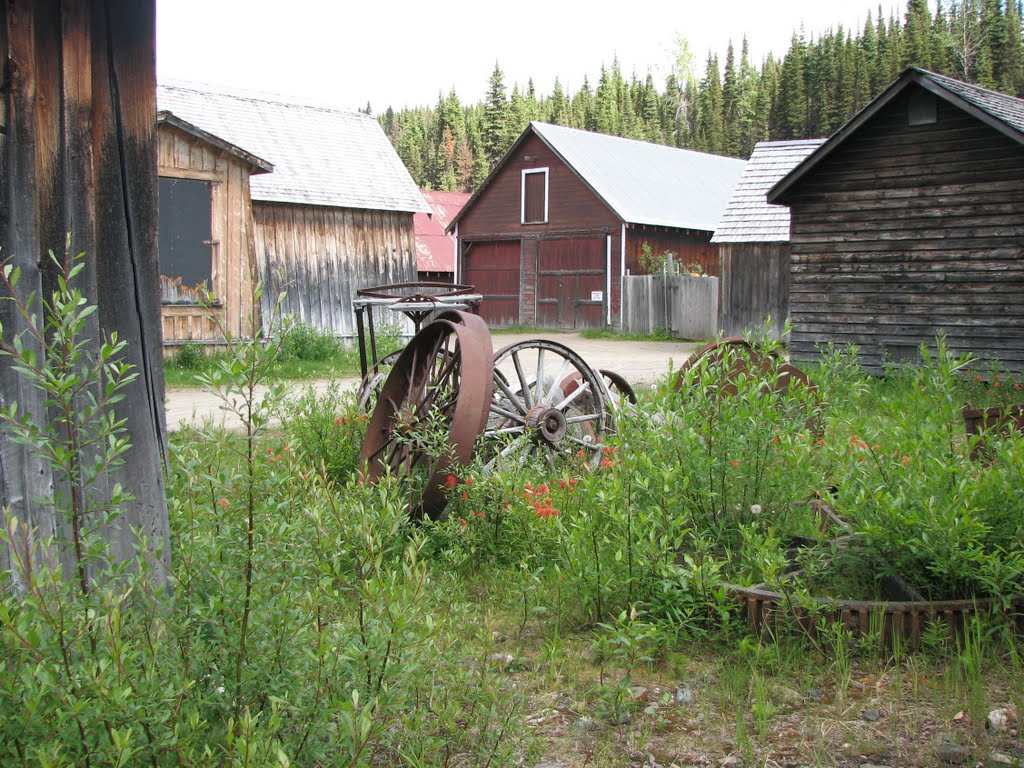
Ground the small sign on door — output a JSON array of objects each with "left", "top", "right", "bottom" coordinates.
[{"left": 590, "top": 290, "right": 603, "bottom": 302}]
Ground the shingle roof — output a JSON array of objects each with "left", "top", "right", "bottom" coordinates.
[
  {"left": 157, "top": 83, "right": 430, "bottom": 214},
  {"left": 414, "top": 190, "right": 469, "bottom": 272},
  {"left": 711, "top": 139, "right": 825, "bottom": 243},
  {"left": 530, "top": 122, "right": 747, "bottom": 231},
  {"left": 923, "top": 70, "right": 1024, "bottom": 135},
  {"left": 769, "top": 67, "right": 1024, "bottom": 204}
]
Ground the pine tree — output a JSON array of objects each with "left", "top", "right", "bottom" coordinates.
[
  {"left": 905, "top": 0, "right": 935, "bottom": 67},
  {"left": 549, "top": 77, "right": 570, "bottom": 124},
  {"left": 695, "top": 53, "right": 724, "bottom": 152},
  {"left": 482, "top": 61, "right": 511, "bottom": 169},
  {"left": 777, "top": 33, "right": 808, "bottom": 138},
  {"left": 722, "top": 42, "right": 742, "bottom": 156}
]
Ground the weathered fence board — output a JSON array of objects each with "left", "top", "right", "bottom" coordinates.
[{"left": 622, "top": 274, "right": 719, "bottom": 339}]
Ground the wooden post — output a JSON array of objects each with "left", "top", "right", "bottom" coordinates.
[{"left": 1, "top": 0, "right": 170, "bottom": 587}]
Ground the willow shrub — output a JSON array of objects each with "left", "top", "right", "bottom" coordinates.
[
  {"left": 816, "top": 341, "right": 1024, "bottom": 602},
  {"left": 1, "top": 282, "right": 524, "bottom": 766}
]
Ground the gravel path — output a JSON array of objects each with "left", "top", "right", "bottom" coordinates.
[{"left": 163, "top": 332, "right": 699, "bottom": 431}]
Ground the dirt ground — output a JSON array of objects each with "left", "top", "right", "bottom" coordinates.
[{"left": 162, "top": 332, "right": 700, "bottom": 430}]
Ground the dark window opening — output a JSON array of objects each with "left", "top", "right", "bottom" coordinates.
[
  {"left": 159, "top": 176, "right": 213, "bottom": 301},
  {"left": 522, "top": 170, "right": 547, "bottom": 224},
  {"left": 908, "top": 90, "right": 937, "bottom": 126}
]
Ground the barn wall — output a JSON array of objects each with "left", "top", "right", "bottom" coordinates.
[
  {"left": 157, "top": 123, "right": 259, "bottom": 343},
  {"left": 457, "top": 133, "right": 622, "bottom": 325},
  {"left": 625, "top": 226, "right": 718, "bottom": 277},
  {"left": 254, "top": 203, "right": 417, "bottom": 338},
  {"left": 785, "top": 87, "right": 1024, "bottom": 373},
  {"left": 718, "top": 242, "right": 790, "bottom": 339}
]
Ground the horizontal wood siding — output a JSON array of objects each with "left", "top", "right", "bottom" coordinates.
[
  {"left": 785, "top": 87, "right": 1024, "bottom": 373},
  {"left": 158, "top": 123, "right": 258, "bottom": 342},
  {"left": 626, "top": 227, "right": 719, "bottom": 277},
  {"left": 718, "top": 242, "right": 790, "bottom": 339},
  {"left": 254, "top": 203, "right": 417, "bottom": 338}
]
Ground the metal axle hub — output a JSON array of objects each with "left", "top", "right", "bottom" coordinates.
[{"left": 525, "top": 405, "right": 567, "bottom": 444}]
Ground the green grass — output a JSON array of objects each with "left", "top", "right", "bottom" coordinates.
[
  {"left": 579, "top": 327, "right": 699, "bottom": 342},
  {"left": 163, "top": 347, "right": 366, "bottom": 388}
]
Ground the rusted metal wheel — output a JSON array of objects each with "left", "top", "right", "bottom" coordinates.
[
  {"left": 359, "top": 312, "right": 493, "bottom": 520},
  {"left": 356, "top": 312, "right": 490, "bottom": 413},
  {"left": 356, "top": 349, "right": 402, "bottom": 412},
  {"left": 674, "top": 337, "right": 816, "bottom": 397},
  {"left": 484, "top": 340, "right": 608, "bottom": 469}
]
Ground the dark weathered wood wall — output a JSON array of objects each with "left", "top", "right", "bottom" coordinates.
[
  {"left": 157, "top": 123, "right": 259, "bottom": 343},
  {"left": 718, "top": 242, "right": 790, "bottom": 339},
  {"left": 785, "top": 87, "right": 1024, "bottom": 373},
  {"left": 1, "top": 0, "right": 170, "bottom": 586},
  {"left": 253, "top": 203, "right": 417, "bottom": 338}
]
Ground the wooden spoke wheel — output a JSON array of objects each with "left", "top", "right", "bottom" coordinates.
[
  {"left": 359, "top": 312, "right": 493, "bottom": 520},
  {"left": 485, "top": 340, "right": 609, "bottom": 470},
  {"left": 559, "top": 368, "right": 637, "bottom": 430}
]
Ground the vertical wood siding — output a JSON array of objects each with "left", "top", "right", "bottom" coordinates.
[
  {"left": 718, "top": 242, "right": 790, "bottom": 339},
  {"left": 1, "top": 0, "right": 170, "bottom": 585},
  {"left": 253, "top": 203, "right": 417, "bottom": 338},
  {"left": 157, "top": 124, "right": 259, "bottom": 343},
  {"left": 786, "top": 88, "right": 1024, "bottom": 373}
]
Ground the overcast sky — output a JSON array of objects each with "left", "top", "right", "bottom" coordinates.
[{"left": 157, "top": 0, "right": 908, "bottom": 112}]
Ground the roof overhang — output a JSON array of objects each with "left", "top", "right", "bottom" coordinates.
[
  {"left": 767, "top": 67, "right": 1024, "bottom": 205},
  {"left": 157, "top": 110, "right": 274, "bottom": 174}
]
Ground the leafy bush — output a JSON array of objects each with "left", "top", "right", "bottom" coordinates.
[
  {"left": 170, "top": 340, "right": 206, "bottom": 370},
  {"left": 281, "top": 383, "right": 368, "bottom": 484},
  {"left": 279, "top": 320, "right": 342, "bottom": 362}
]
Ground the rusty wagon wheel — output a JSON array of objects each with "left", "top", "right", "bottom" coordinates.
[
  {"left": 674, "top": 337, "right": 816, "bottom": 396},
  {"left": 356, "top": 312, "right": 491, "bottom": 413},
  {"left": 484, "top": 339, "right": 609, "bottom": 470},
  {"left": 359, "top": 312, "right": 493, "bottom": 520}
]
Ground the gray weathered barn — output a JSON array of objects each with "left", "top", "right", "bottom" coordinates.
[
  {"left": 157, "top": 84, "right": 430, "bottom": 342},
  {"left": 712, "top": 139, "right": 824, "bottom": 338},
  {"left": 769, "top": 67, "right": 1024, "bottom": 373}
]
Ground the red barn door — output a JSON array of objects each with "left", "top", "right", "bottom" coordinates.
[
  {"left": 461, "top": 240, "right": 520, "bottom": 326},
  {"left": 537, "top": 238, "right": 606, "bottom": 329}
]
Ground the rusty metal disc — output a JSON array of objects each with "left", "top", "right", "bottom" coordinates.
[
  {"left": 359, "top": 312, "right": 493, "bottom": 520},
  {"left": 484, "top": 339, "right": 608, "bottom": 470}
]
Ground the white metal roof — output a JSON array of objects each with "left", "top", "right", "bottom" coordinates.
[
  {"left": 157, "top": 83, "right": 430, "bottom": 214},
  {"left": 712, "top": 139, "right": 825, "bottom": 243},
  {"left": 530, "top": 122, "right": 746, "bottom": 232}
]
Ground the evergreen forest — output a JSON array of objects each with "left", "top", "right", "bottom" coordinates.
[{"left": 379, "top": 0, "right": 1024, "bottom": 192}]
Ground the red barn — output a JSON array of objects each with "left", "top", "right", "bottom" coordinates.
[
  {"left": 448, "top": 122, "right": 745, "bottom": 329},
  {"left": 414, "top": 190, "right": 469, "bottom": 282}
]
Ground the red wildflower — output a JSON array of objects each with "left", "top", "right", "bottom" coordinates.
[
  {"left": 445, "top": 474, "right": 459, "bottom": 489},
  {"left": 600, "top": 458, "right": 612, "bottom": 469},
  {"left": 461, "top": 491, "right": 470, "bottom": 501},
  {"left": 817, "top": 439, "right": 826, "bottom": 446},
  {"left": 458, "top": 517, "right": 467, "bottom": 527},
  {"left": 568, "top": 477, "right": 577, "bottom": 487},
  {"left": 218, "top": 498, "right": 229, "bottom": 507},
  {"left": 577, "top": 450, "right": 586, "bottom": 457},
  {"left": 773, "top": 436, "right": 781, "bottom": 443},
  {"left": 730, "top": 460, "right": 740, "bottom": 468},
  {"left": 538, "top": 484, "right": 549, "bottom": 494},
  {"left": 559, "top": 480, "right": 567, "bottom": 489},
  {"left": 901, "top": 455, "right": 911, "bottom": 466}
]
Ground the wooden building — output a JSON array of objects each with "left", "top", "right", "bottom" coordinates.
[
  {"left": 448, "top": 122, "right": 745, "bottom": 329},
  {"left": 769, "top": 67, "right": 1024, "bottom": 373},
  {"left": 157, "top": 113, "right": 271, "bottom": 344},
  {"left": 711, "top": 139, "right": 824, "bottom": 338},
  {"left": 156, "top": 84, "right": 429, "bottom": 343},
  {"left": 414, "top": 190, "right": 469, "bottom": 282}
]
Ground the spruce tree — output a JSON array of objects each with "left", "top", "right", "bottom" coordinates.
[
  {"left": 483, "top": 61, "right": 511, "bottom": 169},
  {"left": 696, "top": 53, "right": 724, "bottom": 152}
]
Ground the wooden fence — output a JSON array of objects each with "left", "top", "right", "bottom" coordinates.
[{"left": 621, "top": 274, "right": 719, "bottom": 339}]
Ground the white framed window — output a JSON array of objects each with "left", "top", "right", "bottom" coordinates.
[{"left": 521, "top": 167, "right": 549, "bottom": 224}]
